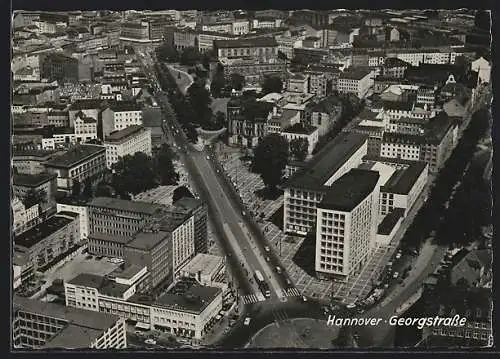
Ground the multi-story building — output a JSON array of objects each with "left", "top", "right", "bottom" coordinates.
[
  {"left": 13, "top": 171, "right": 58, "bottom": 219},
  {"left": 47, "top": 110, "right": 69, "bottom": 127},
  {"left": 214, "top": 37, "right": 279, "bottom": 62},
  {"left": 381, "top": 113, "right": 458, "bottom": 173},
  {"left": 226, "top": 95, "right": 273, "bottom": 148},
  {"left": 315, "top": 169, "right": 380, "bottom": 281},
  {"left": 100, "top": 101, "right": 143, "bottom": 139},
  {"left": 13, "top": 251, "right": 35, "bottom": 290},
  {"left": 287, "top": 73, "right": 309, "bottom": 94},
  {"left": 13, "top": 296, "right": 127, "bottom": 349},
  {"left": 338, "top": 68, "right": 374, "bottom": 98},
  {"left": 197, "top": 31, "right": 238, "bottom": 53},
  {"left": 12, "top": 197, "right": 40, "bottom": 236},
  {"left": 13, "top": 149, "right": 63, "bottom": 175},
  {"left": 382, "top": 57, "right": 411, "bottom": 78},
  {"left": 40, "top": 53, "right": 78, "bottom": 83},
  {"left": 281, "top": 123, "right": 319, "bottom": 157},
  {"left": 104, "top": 125, "right": 152, "bottom": 168},
  {"left": 68, "top": 99, "right": 105, "bottom": 128},
  {"left": 172, "top": 197, "right": 208, "bottom": 254},
  {"left": 220, "top": 57, "right": 286, "bottom": 84},
  {"left": 43, "top": 144, "right": 106, "bottom": 192},
  {"left": 13, "top": 212, "right": 80, "bottom": 271},
  {"left": 179, "top": 253, "right": 226, "bottom": 289},
  {"left": 378, "top": 161, "right": 428, "bottom": 217},
  {"left": 307, "top": 95, "right": 343, "bottom": 137},
  {"left": 73, "top": 111, "right": 98, "bottom": 143},
  {"left": 56, "top": 199, "right": 90, "bottom": 241},
  {"left": 87, "top": 197, "right": 168, "bottom": 237},
  {"left": 120, "top": 22, "right": 150, "bottom": 42},
  {"left": 172, "top": 27, "right": 198, "bottom": 51},
  {"left": 64, "top": 275, "right": 222, "bottom": 340},
  {"left": 417, "top": 86, "right": 437, "bottom": 107},
  {"left": 283, "top": 132, "right": 368, "bottom": 235}
]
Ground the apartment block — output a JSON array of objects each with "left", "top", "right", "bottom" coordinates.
[{"left": 104, "top": 125, "right": 152, "bottom": 168}]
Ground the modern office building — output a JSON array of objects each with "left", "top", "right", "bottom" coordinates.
[
  {"left": 43, "top": 144, "right": 106, "bottom": 192},
  {"left": 315, "top": 169, "right": 380, "bottom": 281},
  {"left": 283, "top": 132, "right": 368, "bottom": 235},
  {"left": 172, "top": 197, "right": 208, "bottom": 254},
  {"left": 337, "top": 68, "right": 374, "bottom": 98},
  {"left": 12, "top": 171, "right": 58, "bottom": 220},
  {"left": 13, "top": 296, "right": 126, "bottom": 349},
  {"left": 40, "top": 53, "right": 79, "bottom": 83},
  {"left": 87, "top": 197, "right": 168, "bottom": 237},
  {"left": 104, "top": 125, "right": 152, "bottom": 168},
  {"left": 13, "top": 212, "right": 80, "bottom": 271}
]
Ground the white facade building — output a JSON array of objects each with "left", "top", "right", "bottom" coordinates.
[
  {"left": 56, "top": 202, "right": 90, "bottom": 240},
  {"left": 104, "top": 125, "right": 152, "bottom": 168}
]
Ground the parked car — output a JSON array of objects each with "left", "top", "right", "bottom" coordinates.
[
  {"left": 393, "top": 272, "right": 399, "bottom": 279},
  {"left": 145, "top": 339, "right": 157, "bottom": 345},
  {"left": 346, "top": 303, "right": 357, "bottom": 309},
  {"left": 395, "top": 253, "right": 402, "bottom": 260},
  {"left": 276, "top": 266, "right": 282, "bottom": 274},
  {"left": 302, "top": 296, "right": 308, "bottom": 302},
  {"left": 264, "top": 246, "right": 270, "bottom": 252},
  {"left": 244, "top": 317, "right": 251, "bottom": 326}
]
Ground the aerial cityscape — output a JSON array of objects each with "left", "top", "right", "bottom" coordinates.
[{"left": 11, "top": 9, "right": 493, "bottom": 350}]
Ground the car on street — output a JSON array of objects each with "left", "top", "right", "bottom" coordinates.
[
  {"left": 346, "top": 303, "right": 357, "bottom": 309},
  {"left": 275, "top": 266, "right": 282, "bottom": 274},
  {"left": 302, "top": 296, "right": 308, "bottom": 302},
  {"left": 206, "top": 156, "right": 210, "bottom": 160},
  {"left": 223, "top": 327, "right": 231, "bottom": 334},
  {"left": 145, "top": 339, "right": 157, "bottom": 345},
  {"left": 244, "top": 317, "right": 251, "bottom": 326},
  {"left": 264, "top": 246, "right": 270, "bottom": 252},
  {"left": 393, "top": 272, "right": 399, "bottom": 279},
  {"left": 265, "top": 257, "right": 270, "bottom": 262},
  {"left": 286, "top": 279, "right": 291, "bottom": 286}
]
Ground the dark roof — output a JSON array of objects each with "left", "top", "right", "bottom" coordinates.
[
  {"left": 13, "top": 149, "right": 59, "bottom": 158},
  {"left": 69, "top": 99, "right": 105, "bottom": 111},
  {"left": 14, "top": 214, "right": 75, "bottom": 248},
  {"left": 88, "top": 197, "right": 167, "bottom": 216},
  {"left": 14, "top": 296, "right": 120, "bottom": 349},
  {"left": 214, "top": 37, "right": 277, "bottom": 48},
  {"left": 44, "top": 144, "right": 105, "bottom": 169},
  {"left": 67, "top": 273, "right": 130, "bottom": 298},
  {"left": 173, "top": 196, "right": 204, "bottom": 211},
  {"left": 380, "top": 162, "right": 427, "bottom": 194},
  {"left": 310, "top": 95, "right": 342, "bottom": 114},
  {"left": 105, "top": 125, "right": 147, "bottom": 142},
  {"left": 13, "top": 172, "right": 57, "bottom": 187},
  {"left": 318, "top": 169, "right": 380, "bottom": 212},
  {"left": 384, "top": 57, "right": 411, "bottom": 68},
  {"left": 125, "top": 231, "right": 170, "bottom": 251},
  {"left": 377, "top": 208, "right": 405, "bottom": 235},
  {"left": 424, "top": 112, "right": 456, "bottom": 144},
  {"left": 283, "top": 123, "right": 317, "bottom": 135},
  {"left": 383, "top": 131, "right": 427, "bottom": 145},
  {"left": 154, "top": 278, "right": 221, "bottom": 314},
  {"left": 284, "top": 132, "right": 367, "bottom": 191},
  {"left": 339, "top": 68, "right": 372, "bottom": 80},
  {"left": 383, "top": 100, "right": 414, "bottom": 111},
  {"left": 108, "top": 100, "right": 142, "bottom": 112}
]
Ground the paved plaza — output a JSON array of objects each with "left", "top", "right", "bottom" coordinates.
[{"left": 213, "top": 143, "right": 429, "bottom": 304}]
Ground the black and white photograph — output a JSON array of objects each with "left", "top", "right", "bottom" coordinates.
[{"left": 10, "top": 8, "right": 493, "bottom": 351}]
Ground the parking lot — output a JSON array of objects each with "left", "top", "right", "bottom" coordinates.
[{"left": 40, "top": 251, "right": 121, "bottom": 290}]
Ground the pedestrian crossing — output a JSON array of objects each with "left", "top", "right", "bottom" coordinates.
[
  {"left": 281, "top": 288, "right": 301, "bottom": 297},
  {"left": 240, "top": 293, "right": 266, "bottom": 304}
]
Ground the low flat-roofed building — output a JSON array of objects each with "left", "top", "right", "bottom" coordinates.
[
  {"left": 379, "top": 161, "right": 428, "bottom": 217},
  {"left": 13, "top": 295, "right": 126, "bottom": 349},
  {"left": 315, "top": 169, "right": 380, "bottom": 281},
  {"left": 14, "top": 212, "right": 80, "bottom": 271},
  {"left": 179, "top": 253, "right": 226, "bottom": 289},
  {"left": 43, "top": 144, "right": 106, "bottom": 192},
  {"left": 376, "top": 207, "right": 405, "bottom": 246},
  {"left": 283, "top": 132, "right": 368, "bottom": 235}
]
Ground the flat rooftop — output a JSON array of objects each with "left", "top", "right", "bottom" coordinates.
[
  {"left": 14, "top": 296, "right": 120, "bottom": 349},
  {"left": 125, "top": 230, "right": 169, "bottom": 251},
  {"left": 283, "top": 123, "right": 317, "bottom": 135},
  {"left": 44, "top": 145, "right": 105, "bottom": 169},
  {"left": 13, "top": 172, "right": 57, "bottom": 187},
  {"left": 377, "top": 208, "right": 405, "bottom": 235},
  {"left": 181, "top": 253, "right": 224, "bottom": 276},
  {"left": 67, "top": 273, "right": 130, "bottom": 298},
  {"left": 318, "top": 169, "right": 380, "bottom": 212},
  {"left": 108, "top": 263, "right": 145, "bottom": 280},
  {"left": 284, "top": 132, "right": 368, "bottom": 191},
  {"left": 154, "top": 278, "right": 221, "bottom": 314},
  {"left": 105, "top": 125, "right": 147, "bottom": 142},
  {"left": 88, "top": 197, "right": 167, "bottom": 216},
  {"left": 15, "top": 215, "right": 74, "bottom": 248},
  {"left": 173, "top": 196, "right": 203, "bottom": 211},
  {"left": 381, "top": 162, "right": 427, "bottom": 194}
]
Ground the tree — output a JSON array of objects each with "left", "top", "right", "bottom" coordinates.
[
  {"left": 290, "top": 137, "right": 309, "bottom": 161},
  {"left": 229, "top": 73, "right": 245, "bottom": 91},
  {"left": 214, "top": 111, "right": 226, "bottom": 129},
  {"left": 252, "top": 133, "right": 289, "bottom": 191},
  {"left": 111, "top": 153, "right": 157, "bottom": 195},
  {"left": 82, "top": 177, "right": 93, "bottom": 198},
  {"left": 261, "top": 75, "right": 283, "bottom": 95},
  {"left": 155, "top": 43, "right": 179, "bottom": 62},
  {"left": 172, "top": 185, "right": 195, "bottom": 204},
  {"left": 95, "top": 181, "right": 113, "bottom": 197},
  {"left": 180, "top": 47, "right": 202, "bottom": 66},
  {"left": 184, "top": 122, "right": 199, "bottom": 143},
  {"left": 154, "top": 144, "right": 178, "bottom": 185},
  {"left": 187, "top": 81, "right": 213, "bottom": 127},
  {"left": 72, "top": 180, "right": 81, "bottom": 197},
  {"left": 210, "top": 68, "right": 225, "bottom": 98}
]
